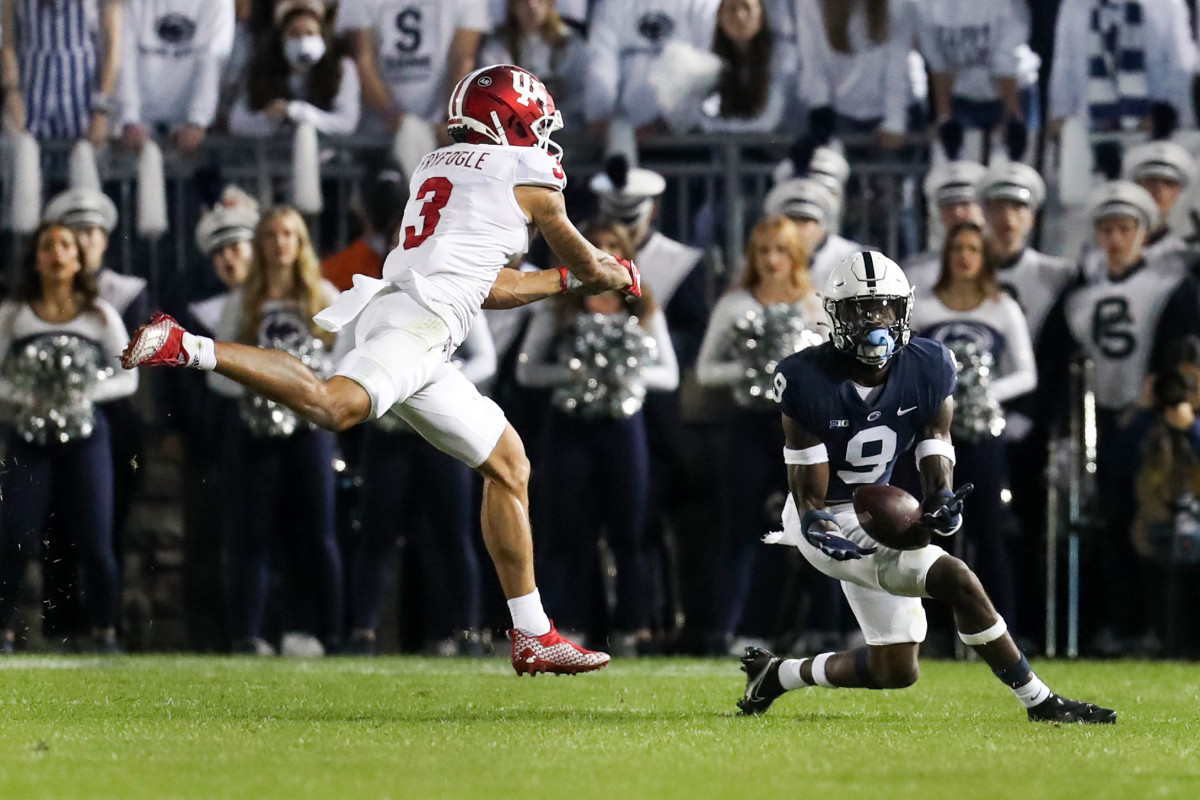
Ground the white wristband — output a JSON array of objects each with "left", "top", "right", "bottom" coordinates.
[
  {"left": 915, "top": 438, "right": 955, "bottom": 466},
  {"left": 784, "top": 444, "right": 829, "bottom": 465}
]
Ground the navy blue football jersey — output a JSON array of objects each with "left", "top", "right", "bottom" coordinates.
[{"left": 775, "top": 338, "right": 958, "bottom": 504}]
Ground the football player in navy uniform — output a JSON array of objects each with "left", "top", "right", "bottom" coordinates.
[{"left": 736, "top": 252, "right": 1115, "bottom": 724}]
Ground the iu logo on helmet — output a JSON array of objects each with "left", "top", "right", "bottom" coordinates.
[{"left": 511, "top": 70, "right": 547, "bottom": 109}]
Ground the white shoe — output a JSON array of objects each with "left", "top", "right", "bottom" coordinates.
[{"left": 280, "top": 632, "right": 325, "bottom": 658}]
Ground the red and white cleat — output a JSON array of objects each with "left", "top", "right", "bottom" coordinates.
[
  {"left": 121, "top": 312, "right": 194, "bottom": 369},
  {"left": 507, "top": 624, "right": 611, "bottom": 676}
]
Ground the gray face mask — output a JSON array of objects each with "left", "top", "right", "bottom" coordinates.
[{"left": 284, "top": 35, "right": 326, "bottom": 70}]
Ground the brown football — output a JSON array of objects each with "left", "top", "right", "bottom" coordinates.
[{"left": 852, "top": 484, "right": 929, "bottom": 550}]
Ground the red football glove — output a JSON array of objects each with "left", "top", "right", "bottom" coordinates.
[{"left": 619, "top": 257, "right": 642, "bottom": 298}]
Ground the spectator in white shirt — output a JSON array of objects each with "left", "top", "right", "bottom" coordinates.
[
  {"left": 912, "top": 0, "right": 1040, "bottom": 161},
  {"left": 338, "top": 0, "right": 488, "bottom": 133},
  {"left": 479, "top": 0, "right": 588, "bottom": 130},
  {"left": 228, "top": 0, "right": 360, "bottom": 136},
  {"left": 585, "top": 0, "right": 721, "bottom": 136},
  {"left": 795, "top": 0, "right": 923, "bottom": 151}
]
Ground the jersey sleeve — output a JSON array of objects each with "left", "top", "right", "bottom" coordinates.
[
  {"left": 513, "top": 148, "right": 567, "bottom": 191},
  {"left": 775, "top": 351, "right": 825, "bottom": 434},
  {"left": 928, "top": 340, "right": 958, "bottom": 409}
]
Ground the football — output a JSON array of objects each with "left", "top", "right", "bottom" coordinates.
[{"left": 852, "top": 484, "right": 929, "bottom": 550}]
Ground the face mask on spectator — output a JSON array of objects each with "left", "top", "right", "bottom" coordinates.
[{"left": 284, "top": 36, "right": 326, "bottom": 70}]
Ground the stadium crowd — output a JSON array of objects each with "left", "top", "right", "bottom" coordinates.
[{"left": 2, "top": 0, "right": 1200, "bottom": 662}]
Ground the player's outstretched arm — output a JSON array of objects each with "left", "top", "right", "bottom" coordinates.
[
  {"left": 514, "top": 185, "right": 635, "bottom": 294},
  {"left": 482, "top": 268, "right": 564, "bottom": 310},
  {"left": 783, "top": 415, "right": 876, "bottom": 561},
  {"left": 916, "top": 397, "right": 972, "bottom": 535}
]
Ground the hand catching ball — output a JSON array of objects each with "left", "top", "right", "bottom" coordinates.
[{"left": 852, "top": 484, "right": 929, "bottom": 551}]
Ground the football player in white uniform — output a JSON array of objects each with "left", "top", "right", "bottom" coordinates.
[{"left": 121, "top": 64, "right": 642, "bottom": 676}]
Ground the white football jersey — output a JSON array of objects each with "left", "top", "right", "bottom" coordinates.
[
  {"left": 382, "top": 143, "right": 566, "bottom": 345},
  {"left": 338, "top": 0, "right": 489, "bottom": 122}
]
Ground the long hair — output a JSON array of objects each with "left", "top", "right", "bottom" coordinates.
[
  {"left": 238, "top": 207, "right": 334, "bottom": 346},
  {"left": 503, "top": 1, "right": 569, "bottom": 66},
  {"left": 556, "top": 219, "right": 659, "bottom": 329},
  {"left": 935, "top": 221, "right": 1000, "bottom": 299},
  {"left": 245, "top": 8, "right": 343, "bottom": 112},
  {"left": 821, "top": 0, "right": 890, "bottom": 54},
  {"left": 13, "top": 222, "right": 100, "bottom": 313},
  {"left": 712, "top": 0, "right": 774, "bottom": 119},
  {"left": 738, "top": 214, "right": 814, "bottom": 297}
]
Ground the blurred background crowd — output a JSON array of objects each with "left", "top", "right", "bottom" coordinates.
[{"left": 2, "top": 0, "right": 1200, "bottom": 662}]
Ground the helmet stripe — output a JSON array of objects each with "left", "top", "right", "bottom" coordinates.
[{"left": 862, "top": 251, "right": 877, "bottom": 289}]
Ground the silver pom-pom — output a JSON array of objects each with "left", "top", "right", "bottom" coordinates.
[
  {"left": 239, "top": 314, "right": 333, "bottom": 438},
  {"left": 728, "top": 304, "right": 821, "bottom": 408},
  {"left": 2, "top": 334, "right": 110, "bottom": 445},
  {"left": 551, "top": 314, "right": 659, "bottom": 419},
  {"left": 947, "top": 340, "right": 1006, "bottom": 443}
]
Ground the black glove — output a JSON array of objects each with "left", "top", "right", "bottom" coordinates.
[
  {"left": 1004, "top": 118, "right": 1028, "bottom": 161},
  {"left": 937, "top": 118, "right": 964, "bottom": 160},
  {"left": 801, "top": 509, "right": 877, "bottom": 561},
  {"left": 918, "top": 484, "right": 974, "bottom": 536},
  {"left": 808, "top": 106, "right": 837, "bottom": 147}
]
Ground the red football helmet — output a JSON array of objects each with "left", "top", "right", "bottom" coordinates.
[{"left": 447, "top": 64, "right": 564, "bottom": 158}]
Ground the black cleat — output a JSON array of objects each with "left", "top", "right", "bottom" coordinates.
[
  {"left": 737, "top": 647, "right": 785, "bottom": 716},
  {"left": 1027, "top": 693, "right": 1117, "bottom": 724}
]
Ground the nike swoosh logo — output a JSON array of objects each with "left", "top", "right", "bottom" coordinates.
[{"left": 898, "top": 406, "right": 918, "bottom": 416}]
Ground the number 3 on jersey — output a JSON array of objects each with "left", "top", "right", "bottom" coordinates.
[
  {"left": 404, "top": 177, "right": 454, "bottom": 249},
  {"left": 837, "top": 426, "right": 898, "bottom": 484}
]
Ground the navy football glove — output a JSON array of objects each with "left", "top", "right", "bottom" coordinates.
[
  {"left": 801, "top": 509, "right": 877, "bottom": 561},
  {"left": 919, "top": 484, "right": 974, "bottom": 536}
]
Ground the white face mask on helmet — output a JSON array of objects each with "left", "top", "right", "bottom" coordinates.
[
  {"left": 284, "top": 35, "right": 326, "bottom": 70},
  {"left": 822, "top": 251, "right": 913, "bottom": 368}
]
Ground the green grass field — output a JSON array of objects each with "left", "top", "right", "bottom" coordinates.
[{"left": 0, "top": 656, "right": 1197, "bottom": 800}]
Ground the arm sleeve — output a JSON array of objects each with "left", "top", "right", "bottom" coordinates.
[
  {"left": 286, "top": 59, "right": 362, "bottom": 135},
  {"left": 185, "top": 0, "right": 235, "bottom": 127},
  {"left": 795, "top": 0, "right": 833, "bottom": 109},
  {"left": 228, "top": 93, "right": 282, "bottom": 136},
  {"left": 116, "top": 2, "right": 141, "bottom": 126},
  {"left": 457, "top": 314, "right": 498, "bottom": 386},
  {"left": 989, "top": 2, "right": 1028, "bottom": 78},
  {"left": 695, "top": 294, "right": 747, "bottom": 387},
  {"left": 989, "top": 298, "right": 1038, "bottom": 403},
  {"left": 775, "top": 354, "right": 819, "bottom": 429},
  {"left": 514, "top": 307, "right": 575, "bottom": 387},
  {"left": 642, "top": 311, "right": 680, "bottom": 392},
  {"left": 881, "top": 0, "right": 917, "bottom": 133},
  {"left": 1048, "top": 0, "right": 1086, "bottom": 121},
  {"left": 584, "top": 0, "right": 622, "bottom": 122},
  {"left": 91, "top": 305, "right": 138, "bottom": 402}
]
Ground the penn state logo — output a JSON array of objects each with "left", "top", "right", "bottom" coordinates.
[
  {"left": 156, "top": 14, "right": 196, "bottom": 44},
  {"left": 638, "top": 12, "right": 675, "bottom": 43},
  {"left": 867, "top": 410, "right": 882, "bottom": 422},
  {"left": 258, "top": 310, "right": 309, "bottom": 352}
]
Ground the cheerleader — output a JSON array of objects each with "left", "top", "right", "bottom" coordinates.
[
  {"left": 911, "top": 221, "right": 1037, "bottom": 627},
  {"left": 696, "top": 213, "right": 831, "bottom": 651},
  {"left": 207, "top": 207, "right": 343, "bottom": 656},
  {"left": 0, "top": 0, "right": 121, "bottom": 143},
  {"left": 0, "top": 222, "right": 136, "bottom": 654},
  {"left": 346, "top": 316, "right": 497, "bottom": 656},
  {"left": 516, "top": 221, "right": 679, "bottom": 654}
]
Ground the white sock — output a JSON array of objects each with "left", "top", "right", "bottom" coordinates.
[
  {"left": 778, "top": 658, "right": 809, "bottom": 691},
  {"left": 180, "top": 332, "right": 217, "bottom": 371},
  {"left": 507, "top": 589, "right": 551, "bottom": 636},
  {"left": 1012, "top": 673, "right": 1052, "bottom": 708}
]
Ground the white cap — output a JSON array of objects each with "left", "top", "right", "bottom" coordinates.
[
  {"left": 762, "top": 178, "right": 837, "bottom": 228},
  {"left": 195, "top": 187, "right": 260, "bottom": 255},
  {"left": 808, "top": 146, "right": 850, "bottom": 196},
  {"left": 1086, "top": 180, "right": 1160, "bottom": 230},
  {"left": 42, "top": 187, "right": 118, "bottom": 232},
  {"left": 923, "top": 160, "right": 987, "bottom": 206},
  {"left": 1123, "top": 140, "right": 1197, "bottom": 188},
  {"left": 274, "top": 0, "right": 325, "bottom": 24},
  {"left": 589, "top": 162, "right": 666, "bottom": 224},
  {"left": 979, "top": 162, "right": 1047, "bottom": 209}
]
